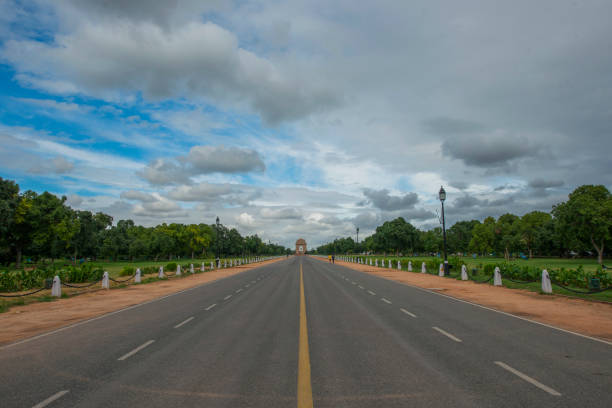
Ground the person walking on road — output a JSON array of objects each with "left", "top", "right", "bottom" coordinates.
[
  {"left": 328, "top": 255, "right": 332, "bottom": 263},
  {"left": 332, "top": 254, "right": 335, "bottom": 264}
]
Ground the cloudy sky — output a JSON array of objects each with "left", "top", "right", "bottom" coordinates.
[{"left": 1, "top": 0, "right": 611, "bottom": 248}]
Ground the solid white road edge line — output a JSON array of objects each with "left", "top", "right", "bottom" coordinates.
[
  {"left": 381, "top": 298, "right": 392, "bottom": 304},
  {"left": 432, "top": 326, "right": 462, "bottom": 342},
  {"left": 32, "top": 390, "right": 69, "bottom": 408},
  {"left": 400, "top": 308, "right": 417, "bottom": 318},
  {"left": 174, "top": 316, "right": 194, "bottom": 328},
  {"left": 494, "top": 361, "right": 561, "bottom": 396},
  {"left": 118, "top": 340, "right": 155, "bottom": 361},
  {"left": 205, "top": 303, "right": 217, "bottom": 311}
]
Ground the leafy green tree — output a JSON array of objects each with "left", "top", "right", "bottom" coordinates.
[
  {"left": 495, "top": 213, "right": 522, "bottom": 261},
  {"left": 469, "top": 216, "right": 496, "bottom": 255},
  {"left": 553, "top": 185, "right": 612, "bottom": 264},
  {"left": 0, "top": 178, "right": 20, "bottom": 265},
  {"left": 520, "top": 211, "right": 551, "bottom": 258},
  {"left": 447, "top": 220, "right": 480, "bottom": 254}
]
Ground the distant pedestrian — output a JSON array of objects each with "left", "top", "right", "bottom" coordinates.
[
  {"left": 328, "top": 255, "right": 332, "bottom": 263},
  {"left": 332, "top": 255, "right": 335, "bottom": 264}
]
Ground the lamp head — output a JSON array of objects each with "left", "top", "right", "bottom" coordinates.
[{"left": 439, "top": 186, "right": 446, "bottom": 202}]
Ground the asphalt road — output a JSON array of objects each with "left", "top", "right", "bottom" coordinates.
[{"left": 0, "top": 256, "right": 610, "bottom": 407}]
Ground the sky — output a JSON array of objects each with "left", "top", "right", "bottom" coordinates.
[{"left": 1, "top": 0, "right": 611, "bottom": 248}]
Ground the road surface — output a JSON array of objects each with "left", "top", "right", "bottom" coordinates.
[{"left": 1, "top": 256, "right": 610, "bottom": 407}]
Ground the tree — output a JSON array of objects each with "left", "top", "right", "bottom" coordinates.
[
  {"left": 520, "top": 211, "right": 551, "bottom": 258},
  {"left": 469, "top": 216, "right": 496, "bottom": 255},
  {"left": 495, "top": 213, "right": 522, "bottom": 261},
  {"left": 447, "top": 220, "right": 480, "bottom": 254},
  {"left": 553, "top": 185, "right": 612, "bottom": 264},
  {"left": 0, "top": 178, "right": 20, "bottom": 265}
]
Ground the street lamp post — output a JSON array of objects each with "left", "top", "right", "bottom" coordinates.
[
  {"left": 356, "top": 227, "right": 359, "bottom": 244},
  {"left": 439, "top": 186, "right": 449, "bottom": 276},
  {"left": 215, "top": 216, "right": 220, "bottom": 268}
]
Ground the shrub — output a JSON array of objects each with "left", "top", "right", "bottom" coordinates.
[
  {"left": 120, "top": 266, "right": 135, "bottom": 277},
  {"left": 166, "top": 262, "right": 177, "bottom": 272},
  {"left": 141, "top": 266, "right": 157, "bottom": 275}
]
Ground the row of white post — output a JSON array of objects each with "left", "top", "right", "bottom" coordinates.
[
  {"left": 49, "top": 256, "right": 274, "bottom": 297},
  {"left": 339, "top": 256, "right": 553, "bottom": 294}
]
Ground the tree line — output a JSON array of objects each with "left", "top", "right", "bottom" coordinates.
[
  {"left": 0, "top": 177, "right": 289, "bottom": 268},
  {"left": 313, "top": 185, "right": 612, "bottom": 264}
]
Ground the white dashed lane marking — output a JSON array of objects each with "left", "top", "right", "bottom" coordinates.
[
  {"left": 32, "top": 390, "right": 69, "bottom": 408},
  {"left": 381, "top": 298, "right": 392, "bottom": 304},
  {"left": 432, "top": 326, "right": 462, "bottom": 342},
  {"left": 205, "top": 303, "right": 217, "bottom": 311},
  {"left": 367, "top": 290, "right": 376, "bottom": 295},
  {"left": 224, "top": 295, "right": 232, "bottom": 300},
  {"left": 494, "top": 361, "right": 561, "bottom": 396},
  {"left": 174, "top": 316, "right": 194, "bottom": 328},
  {"left": 118, "top": 340, "right": 155, "bottom": 361},
  {"left": 400, "top": 308, "right": 417, "bottom": 318}
]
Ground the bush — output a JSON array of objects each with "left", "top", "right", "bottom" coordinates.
[
  {"left": 141, "top": 266, "right": 158, "bottom": 275},
  {"left": 120, "top": 266, "right": 135, "bottom": 277},
  {"left": 165, "top": 262, "right": 177, "bottom": 272}
]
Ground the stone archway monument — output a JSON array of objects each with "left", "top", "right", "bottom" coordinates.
[{"left": 295, "top": 238, "right": 307, "bottom": 255}]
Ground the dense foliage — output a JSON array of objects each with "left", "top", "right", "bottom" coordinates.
[
  {"left": 314, "top": 185, "right": 611, "bottom": 264},
  {"left": 0, "top": 177, "right": 289, "bottom": 268}
]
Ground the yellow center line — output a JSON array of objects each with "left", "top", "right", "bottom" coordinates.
[{"left": 298, "top": 263, "right": 314, "bottom": 408}]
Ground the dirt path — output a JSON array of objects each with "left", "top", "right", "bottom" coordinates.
[
  {"left": 0, "top": 259, "right": 281, "bottom": 346},
  {"left": 336, "top": 260, "right": 612, "bottom": 343}
]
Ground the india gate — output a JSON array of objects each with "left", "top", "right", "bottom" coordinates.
[{"left": 295, "top": 238, "right": 307, "bottom": 255}]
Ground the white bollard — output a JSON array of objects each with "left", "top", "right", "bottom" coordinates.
[
  {"left": 159, "top": 266, "right": 164, "bottom": 279},
  {"left": 494, "top": 267, "right": 502, "bottom": 286},
  {"left": 51, "top": 275, "right": 61, "bottom": 297},
  {"left": 135, "top": 268, "right": 141, "bottom": 283},
  {"left": 461, "top": 265, "right": 468, "bottom": 281},
  {"left": 388, "top": 259, "right": 391, "bottom": 268},
  {"left": 176, "top": 264, "right": 181, "bottom": 276},
  {"left": 190, "top": 263, "right": 195, "bottom": 274},
  {"left": 370, "top": 259, "right": 373, "bottom": 266},
  {"left": 421, "top": 262, "right": 426, "bottom": 273},
  {"left": 201, "top": 263, "right": 205, "bottom": 272},
  {"left": 408, "top": 261, "right": 412, "bottom": 272},
  {"left": 439, "top": 264, "right": 444, "bottom": 277},
  {"left": 224, "top": 260, "right": 227, "bottom": 268},
  {"left": 398, "top": 261, "right": 402, "bottom": 270},
  {"left": 541, "top": 269, "right": 552, "bottom": 293},
  {"left": 375, "top": 259, "right": 378, "bottom": 267},
  {"left": 102, "top": 271, "right": 109, "bottom": 289}
]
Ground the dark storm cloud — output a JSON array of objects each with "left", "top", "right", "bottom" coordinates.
[
  {"left": 362, "top": 189, "right": 418, "bottom": 211},
  {"left": 186, "top": 146, "right": 265, "bottom": 174},
  {"left": 528, "top": 179, "right": 564, "bottom": 189},
  {"left": 138, "top": 146, "right": 265, "bottom": 185},
  {"left": 441, "top": 133, "right": 535, "bottom": 167}
]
